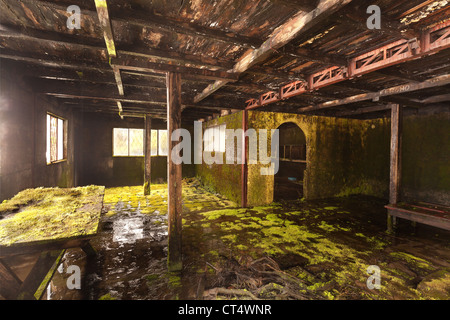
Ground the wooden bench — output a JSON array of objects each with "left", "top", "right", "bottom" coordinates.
[
  {"left": 0, "top": 186, "right": 104, "bottom": 300},
  {"left": 385, "top": 202, "right": 450, "bottom": 234}
]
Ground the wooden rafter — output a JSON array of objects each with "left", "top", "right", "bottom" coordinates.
[
  {"left": 194, "top": 0, "right": 353, "bottom": 103},
  {"left": 94, "top": 0, "right": 116, "bottom": 57},
  {"left": 298, "top": 74, "right": 450, "bottom": 112}
]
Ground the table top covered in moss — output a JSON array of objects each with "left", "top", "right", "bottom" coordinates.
[{"left": 0, "top": 186, "right": 105, "bottom": 248}]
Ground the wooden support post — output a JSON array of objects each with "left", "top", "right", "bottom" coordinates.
[
  {"left": 387, "top": 104, "right": 402, "bottom": 234},
  {"left": 241, "top": 109, "right": 248, "bottom": 208},
  {"left": 17, "top": 250, "right": 65, "bottom": 300},
  {"left": 144, "top": 115, "right": 152, "bottom": 195},
  {"left": 0, "top": 258, "right": 22, "bottom": 300},
  {"left": 166, "top": 72, "right": 183, "bottom": 272},
  {"left": 81, "top": 241, "right": 97, "bottom": 257}
]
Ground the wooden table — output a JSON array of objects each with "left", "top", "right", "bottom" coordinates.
[
  {"left": 0, "top": 186, "right": 105, "bottom": 300},
  {"left": 385, "top": 202, "right": 450, "bottom": 234}
]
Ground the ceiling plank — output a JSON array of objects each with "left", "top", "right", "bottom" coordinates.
[
  {"left": 194, "top": 0, "right": 353, "bottom": 103},
  {"left": 110, "top": 55, "right": 239, "bottom": 82},
  {"left": 268, "top": 0, "right": 319, "bottom": 12}
]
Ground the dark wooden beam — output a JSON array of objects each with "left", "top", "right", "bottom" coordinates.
[
  {"left": 0, "top": 22, "right": 233, "bottom": 71},
  {"left": 299, "top": 74, "right": 450, "bottom": 112},
  {"left": 111, "top": 55, "right": 239, "bottom": 82},
  {"left": 241, "top": 109, "right": 248, "bottom": 208},
  {"left": 0, "top": 31, "right": 238, "bottom": 82},
  {"left": 269, "top": 0, "right": 319, "bottom": 12},
  {"left": 31, "top": 78, "right": 167, "bottom": 102},
  {"left": 194, "top": 0, "right": 353, "bottom": 103},
  {"left": 421, "top": 93, "right": 450, "bottom": 104},
  {"left": 144, "top": 115, "right": 152, "bottom": 195},
  {"left": 335, "top": 5, "right": 421, "bottom": 40},
  {"left": 387, "top": 103, "right": 402, "bottom": 233},
  {"left": 112, "top": 66, "right": 124, "bottom": 96},
  {"left": 335, "top": 104, "right": 392, "bottom": 117},
  {"left": 166, "top": 72, "right": 183, "bottom": 272},
  {"left": 16, "top": 250, "right": 64, "bottom": 300},
  {"left": 94, "top": 0, "right": 116, "bottom": 57},
  {"left": 23, "top": 0, "right": 261, "bottom": 48},
  {"left": 0, "top": 258, "right": 22, "bottom": 299}
]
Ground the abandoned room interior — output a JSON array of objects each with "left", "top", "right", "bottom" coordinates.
[{"left": 0, "top": 0, "right": 449, "bottom": 301}]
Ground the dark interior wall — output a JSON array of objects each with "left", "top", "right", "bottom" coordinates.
[
  {"left": 79, "top": 113, "right": 147, "bottom": 187},
  {"left": 79, "top": 113, "right": 194, "bottom": 187},
  {"left": 0, "top": 62, "right": 80, "bottom": 201}
]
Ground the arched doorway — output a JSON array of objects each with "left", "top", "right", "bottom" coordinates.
[{"left": 274, "top": 122, "right": 307, "bottom": 201}]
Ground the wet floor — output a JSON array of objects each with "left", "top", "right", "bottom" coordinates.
[{"left": 44, "top": 179, "right": 450, "bottom": 300}]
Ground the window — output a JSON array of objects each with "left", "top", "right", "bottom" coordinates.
[
  {"left": 158, "top": 130, "right": 168, "bottom": 156},
  {"left": 150, "top": 129, "right": 168, "bottom": 156},
  {"left": 46, "top": 113, "right": 67, "bottom": 164},
  {"left": 204, "top": 125, "right": 225, "bottom": 152},
  {"left": 113, "top": 128, "right": 144, "bottom": 156}
]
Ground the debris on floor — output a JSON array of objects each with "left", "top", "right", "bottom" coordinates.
[{"left": 44, "top": 179, "right": 450, "bottom": 300}]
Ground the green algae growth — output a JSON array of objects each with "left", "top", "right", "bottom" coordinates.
[{"left": 0, "top": 185, "right": 105, "bottom": 246}]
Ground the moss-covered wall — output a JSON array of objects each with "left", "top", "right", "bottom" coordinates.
[
  {"left": 196, "top": 110, "right": 392, "bottom": 207},
  {"left": 247, "top": 111, "right": 391, "bottom": 205},
  {"left": 195, "top": 112, "right": 243, "bottom": 204},
  {"left": 402, "top": 112, "right": 450, "bottom": 206}
]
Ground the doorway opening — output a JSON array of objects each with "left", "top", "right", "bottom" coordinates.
[{"left": 274, "top": 122, "right": 306, "bottom": 201}]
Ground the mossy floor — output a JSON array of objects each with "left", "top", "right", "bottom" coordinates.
[
  {"left": 43, "top": 179, "right": 450, "bottom": 300},
  {"left": 0, "top": 185, "right": 105, "bottom": 246}
]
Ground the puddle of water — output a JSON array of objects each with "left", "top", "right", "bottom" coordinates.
[{"left": 113, "top": 217, "right": 145, "bottom": 244}]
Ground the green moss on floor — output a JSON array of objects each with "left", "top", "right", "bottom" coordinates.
[
  {"left": 183, "top": 197, "right": 450, "bottom": 300},
  {"left": 103, "top": 178, "right": 237, "bottom": 218}
]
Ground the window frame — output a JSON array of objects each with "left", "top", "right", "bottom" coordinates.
[
  {"left": 150, "top": 129, "right": 168, "bottom": 157},
  {"left": 112, "top": 128, "right": 145, "bottom": 157},
  {"left": 46, "top": 112, "right": 67, "bottom": 165}
]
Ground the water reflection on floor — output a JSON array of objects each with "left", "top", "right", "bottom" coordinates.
[
  {"left": 46, "top": 180, "right": 234, "bottom": 300},
  {"left": 45, "top": 180, "right": 450, "bottom": 300}
]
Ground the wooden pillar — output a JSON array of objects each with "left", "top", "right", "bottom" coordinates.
[
  {"left": 387, "top": 103, "right": 402, "bottom": 233},
  {"left": 166, "top": 72, "right": 183, "bottom": 272},
  {"left": 241, "top": 109, "right": 248, "bottom": 208},
  {"left": 144, "top": 115, "right": 152, "bottom": 195}
]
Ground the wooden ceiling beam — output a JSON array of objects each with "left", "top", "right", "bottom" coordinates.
[
  {"left": 298, "top": 74, "right": 450, "bottom": 112},
  {"left": 110, "top": 55, "right": 239, "bottom": 82},
  {"left": 26, "top": 0, "right": 261, "bottom": 48},
  {"left": 0, "top": 33, "right": 238, "bottom": 82},
  {"left": 194, "top": 0, "right": 353, "bottom": 103},
  {"left": 334, "top": 104, "right": 392, "bottom": 117},
  {"left": 94, "top": 0, "right": 116, "bottom": 57},
  {"left": 268, "top": 0, "right": 319, "bottom": 12},
  {"left": 335, "top": 4, "right": 422, "bottom": 40}
]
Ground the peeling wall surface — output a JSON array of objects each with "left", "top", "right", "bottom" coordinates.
[
  {"left": 197, "top": 110, "right": 450, "bottom": 207},
  {"left": 0, "top": 63, "right": 79, "bottom": 202}
]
